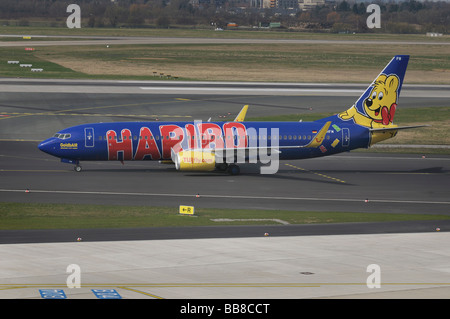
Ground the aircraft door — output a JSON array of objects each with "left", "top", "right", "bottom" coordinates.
[
  {"left": 85, "top": 127, "right": 94, "bottom": 148},
  {"left": 342, "top": 128, "right": 350, "bottom": 147}
]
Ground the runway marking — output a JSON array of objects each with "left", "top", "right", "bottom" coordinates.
[
  {"left": 0, "top": 139, "right": 41, "bottom": 142},
  {"left": 2, "top": 282, "right": 450, "bottom": 289},
  {"left": 1, "top": 188, "right": 448, "bottom": 206},
  {"left": 0, "top": 112, "right": 191, "bottom": 119},
  {"left": 140, "top": 87, "right": 362, "bottom": 94},
  {"left": 0, "top": 169, "right": 70, "bottom": 172},
  {"left": 118, "top": 286, "right": 164, "bottom": 299},
  {"left": 285, "top": 163, "right": 346, "bottom": 183},
  {"left": 0, "top": 98, "right": 193, "bottom": 121},
  {"left": 316, "top": 155, "right": 450, "bottom": 161}
]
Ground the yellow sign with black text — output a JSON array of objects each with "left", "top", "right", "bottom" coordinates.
[{"left": 179, "top": 205, "right": 195, "bottom": 215}]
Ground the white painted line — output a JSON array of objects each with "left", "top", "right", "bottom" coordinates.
[
  {"left": 1, "top": 189, "right": 448, "bottom": 206},
  {"left": 140, "top": 87, "right": 362, "bottom": 93},
  {"left": 315, "top": 155, "right": 450, "bottom": 161}
]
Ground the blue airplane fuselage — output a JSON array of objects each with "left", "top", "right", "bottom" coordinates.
[{"left": 38, "top": 120, "right": 370, "bottom": 162}]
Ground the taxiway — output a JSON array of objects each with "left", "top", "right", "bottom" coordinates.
[{"left": 0, "top": 79, "right": 449, "bottom": 299}]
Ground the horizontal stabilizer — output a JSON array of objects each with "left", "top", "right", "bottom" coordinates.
[{"left": 369, "top": 125, "right": 430, "bottom": 132}]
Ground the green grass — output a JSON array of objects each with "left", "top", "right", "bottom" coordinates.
[
  {"left": 1, "top": 202, "right": 449, "bottom": 230},
  {"left": 247, "top": 112, "right": 335, "bottom": 122},
  {"left": 2, "top": 25, "right": 450, "bottom": 42},
  {"left": 0, "top": 40, "right": 449, "bottom": 82},
  {"left": 0, "top": 47, "right": 83, "bottom": 79},
  {"left": 0, "top": 46, "right": 190, "bottom": 80},
  {"left": 247, "top": 106, "right": 450, "bottom": 125}
]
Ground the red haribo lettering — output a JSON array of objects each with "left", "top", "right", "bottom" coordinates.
[
  {"left": 134, "top": 127, "right": 161, "bottom": 160},
  {"left": 185, "top": 124, "right": 197, "bottom": 150},
  {"left": 107, "top": 129, "right": 133, "bottom": 160},
  {"left": 197, "top": 123, "right": 224, "bottom": 150},
  {"left": 222, "top": 122, "right": 247, "bottom": 149},
  {"left": 160, "top": 124, "right": 184, "bottom": 159}
]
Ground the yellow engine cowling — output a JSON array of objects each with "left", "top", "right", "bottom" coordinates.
[{"left": 173, "top": 150, "right": 216, "bottom": 171}]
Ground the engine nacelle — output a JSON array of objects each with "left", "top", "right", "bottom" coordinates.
[{"left": 172, "top": 150, "right": 216, "bottom": 171}]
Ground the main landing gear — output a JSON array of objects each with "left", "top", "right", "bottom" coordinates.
[
  {"left": 74, "top": 165, "right": 82, "bottom": 172},
  {"left": 227, "top": 164, "right": 240, "bottom": 175},
  {"left": 215, "top": 163, "right": 240, "bottom": 175}
]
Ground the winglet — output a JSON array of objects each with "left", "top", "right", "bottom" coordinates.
[
  {"left": 305, "top": 121, "right": 332, "bottom": 148},
  {"left": 234, "top": 105, "right": 248, "bottom": 122}
]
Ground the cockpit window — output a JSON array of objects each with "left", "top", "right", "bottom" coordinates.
[{"left": 53, "top": 133, "right": 71, "bottom": 139}]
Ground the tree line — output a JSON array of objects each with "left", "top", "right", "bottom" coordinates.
[{"left": 0, "top": 0, "right": 448, "bottom": 34}]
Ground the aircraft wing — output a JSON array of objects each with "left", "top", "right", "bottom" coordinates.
[{"left": 234, "top": 105, "right": 249, "bottom": 122}]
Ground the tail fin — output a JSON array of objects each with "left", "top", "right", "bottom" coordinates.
[{"left": 332, "top": 55, "right": 409, "bottom": 129}]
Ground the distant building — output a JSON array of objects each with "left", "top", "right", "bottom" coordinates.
[
  {"left": 250, "top": 0, "right": 273, "bottom": 8},
  {"left": 277, "top": 0, "right": 300, "bottom": 9},
  {"left": 299, "top": 0, "right": 325, "bottom": 10},
  {"left": 249, "top": 0, "right": 325, "bottom": 10}
]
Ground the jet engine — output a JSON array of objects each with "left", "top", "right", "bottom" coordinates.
[{"left": 172, "top": 150, "right": 216, "bottom": 171}]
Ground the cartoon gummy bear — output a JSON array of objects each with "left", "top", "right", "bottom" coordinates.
[{"left": 339, "top": 74, "right": 399, "bottom": 128}]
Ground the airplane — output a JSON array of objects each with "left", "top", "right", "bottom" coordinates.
[{"left": 38, "top": 55, "right": 427, "bottom": 175}]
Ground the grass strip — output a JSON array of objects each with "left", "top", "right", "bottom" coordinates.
[
  {"left": 1, "top": 40, "right": 449, "bottom": 83},
  {"left": 1, "top": 202, "right": 449, "bottom": 230}
]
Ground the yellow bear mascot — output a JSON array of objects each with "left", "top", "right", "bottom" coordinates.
[{"left": 339, "top": 74, "right": 399, "bottom": 128}]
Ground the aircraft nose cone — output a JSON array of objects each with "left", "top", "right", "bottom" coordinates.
[{"left": 38, "top": 139, "right": 56, "bottom": 155}]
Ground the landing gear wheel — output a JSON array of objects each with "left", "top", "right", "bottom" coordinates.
[
  {"left": 216, "top": 163, "right": 228, "bottom": 171},
  {"left": 227, "top": 164, "right": 240, "bottom": 175},
  {"left": 74, "top": 165, "right": 82, "bottom": 172}
]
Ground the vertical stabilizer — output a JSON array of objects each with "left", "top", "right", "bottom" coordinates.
[{"left": 334, "top": 55, "right": 409, "bottom": 129}]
